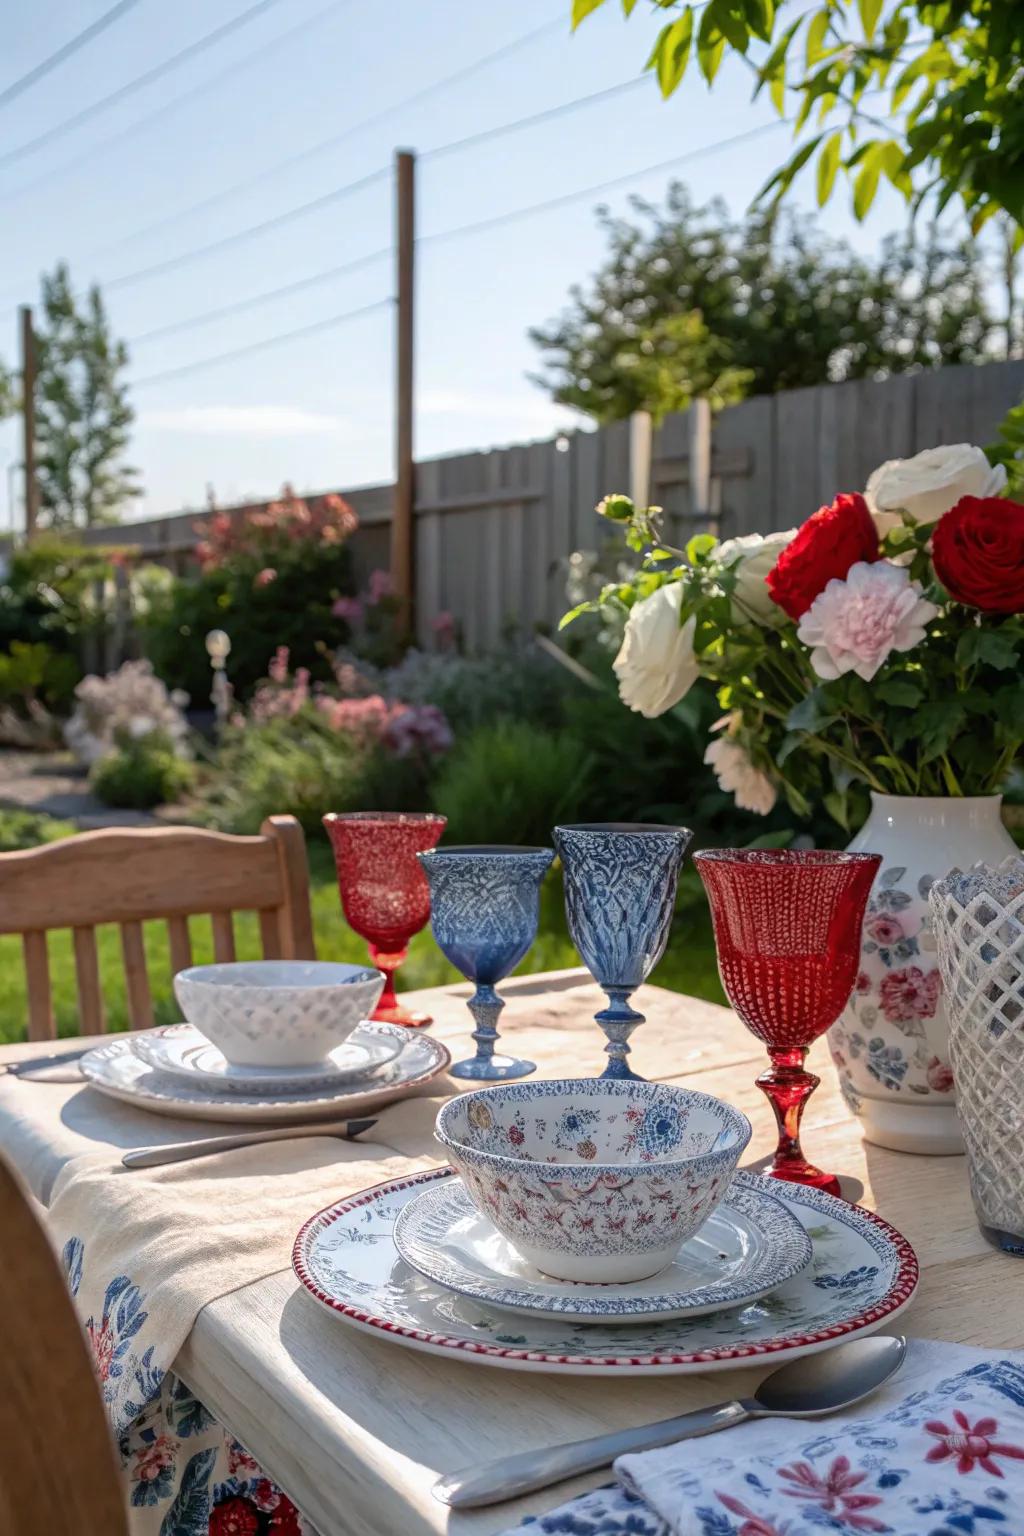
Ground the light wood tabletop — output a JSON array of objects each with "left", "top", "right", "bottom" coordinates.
[{"left": 4, "top": 968, "right": 1022, "bottom": 1535}]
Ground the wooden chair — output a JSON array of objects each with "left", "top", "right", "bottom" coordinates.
[
  {"left": 0, "top": 1155, "right": 128, "bottom": 1535},
  {"left": 0, "top": 815, "right": 316, "bottom": 1039}
]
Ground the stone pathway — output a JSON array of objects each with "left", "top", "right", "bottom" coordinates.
[{"left": 0, "top": 750, "right": 164, "bottom": 829}]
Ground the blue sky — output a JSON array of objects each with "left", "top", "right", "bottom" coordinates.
[{"left": 0, "top": 0, "right": 919, "bottom": 521}]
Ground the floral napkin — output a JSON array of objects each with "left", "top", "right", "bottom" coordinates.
[{"left": 505, "top": 1338, "right": 1024, "bottom": 1536}]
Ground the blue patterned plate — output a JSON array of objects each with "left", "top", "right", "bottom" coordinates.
[
  {"left": 292, "top": 1166, "right": 920, "bottom": 1376},
  {"left": 392, "top": 1172, "right": 812, "bottom": 1323}
]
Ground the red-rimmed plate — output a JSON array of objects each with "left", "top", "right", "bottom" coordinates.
[{"left": 292, "top": 1167, "right": 918, "bottom": 1375}]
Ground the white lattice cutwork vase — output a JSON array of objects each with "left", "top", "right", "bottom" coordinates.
[
  {"left": 930, "top": 857, "right": 1024, "bottom": 1256},
  {"left": 827, "top": 795, "right": 1017, "bottom": 1156}
]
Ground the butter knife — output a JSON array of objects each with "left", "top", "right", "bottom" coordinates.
[{"left": 121, "top": 1116, "right": 379, "bottom": 1168}]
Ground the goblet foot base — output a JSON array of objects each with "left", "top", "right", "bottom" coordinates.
[
  {"left": 598, "top": 1059, "right": 646, "bottom": 1082},
  {"left": 371, "top": 1003, "right": 432, "bottom": 1028},
  {"left": 450, "top": 1054, "right": 536, "bottom": 1081},
  {"left": 764, "top": 1161, "right": 842, "bottom": 1200}
]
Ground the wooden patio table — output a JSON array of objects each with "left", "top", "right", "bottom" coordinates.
[{"left": 2, "top": 966, "right": 1021, "bottom": 1536}]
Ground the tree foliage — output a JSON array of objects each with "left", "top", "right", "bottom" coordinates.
[
  {"left": 571, "top": 1, "right": 1024, "bottom": 230},
  {"left": 530, "top": 185, "right": 994, "bottom": 421},
  {"left": 33, "top": 263, "right": 140, "bottom": 528}
]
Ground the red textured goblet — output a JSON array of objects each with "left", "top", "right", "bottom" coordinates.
[
  {"left": 323, "top": 812, "right": 446, "bottom": 1027},
  {"left": 693, "top": 848, "right": 880, "bottom": 1198}
]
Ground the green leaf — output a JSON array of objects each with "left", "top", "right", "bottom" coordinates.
[
  {"left": 956, "top": 626, "right": 1021, "bottom": 672},
  {"left": 652, "top": 9, "right": 694, "bottom": 96},
  {"left": 571, "top": 0, "right": 607, "bottom": 28},
  {"left": 857, "top": 0, "right": 883, "bottom": 39},
  {"left": 754, "top": 133, "right": 824, "bottom": 206},
  {"left": 805, "top": 7, "right": 829, "bottom": 65},
  {"left": 853, "top": 156, "right": 881, "bottom": 220},
  {"left": 559, "top": 601, "right": 596, "bottom": 630},
  {"left": 994, "top": 683, "right": 1024, "bottom": 736},
  {"left": 816, "top": 131, "right": 842, "bottom": 207},
  {"left": 622, "top": 0, "right": 640, "bottom": 13},
  {"left": 917, "top": 700, "right": 967, "bottom": 765},
  {"left": 697, "top": 30, "right": 727, "bottom": 82},
  {"left": 744, "top": 829, "right": 795, "bottom": 849},
  {"left": 711, "top": 0, "right": 750, "bottom": 52},
  {"left": 769, "top": 71, "right": 785, "bottom": 111},
  {"left": 755, "top": 14, "right": 802, "bottom": 101},
  {"left": 786, "top": 686, "right": 839, "bottom": 733},
  {"left": 686, "top": 531, "right": 718, "bottom": 564},
  {"left": 876, "top": 677, "right": 924, "bottom": 708},
  {"left": 824, "top": 790, "right": 850, "bottom": 831}
]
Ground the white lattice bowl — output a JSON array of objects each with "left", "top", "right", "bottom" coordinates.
[
  {"left": 174, "top": 961, "right": 385, "bottom": 1067},
  {"left": 435, "top": 1080, "right": 751, "bottom": 1283},
  {"left": 930, "top": 857, "right": 1024, "bottom": 1251}
]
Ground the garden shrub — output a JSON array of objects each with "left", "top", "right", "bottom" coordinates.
[
  {"left": 142, "top": 487, "right": 359, "bottom": 701},
  {"left": 90, "top": 726, "right": 195, "bottom": 810},
  {"left": 0, "top": 808, "right": 76, "bottom": 851},
  {"left": 199, "top": 711, "right": 370, "bottom": 834},
  {"left": 65, "top": 659, "right": 191, "bottom": 767},
  {"left": 432, "top": 719, "right": 598, "bottom": 845}
]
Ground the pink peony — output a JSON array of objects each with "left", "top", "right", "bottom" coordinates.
[
  {"left": 797, "top": 561, "right": 938, "bottom": 682},
  {"left": 255, "top": 567, "right": 277, "bottom": 587},
  {"left": 865, "top": 914, "right": 904, "bottom": 946},
  {"left": 879, "top": 966, "right": 941, "bottom": 1022},
  {"left": 368, "top": 568, "right": 395, "bottom": 604},
  {"left": 332, "top": 596, "right": 363, "bottom": 624}
]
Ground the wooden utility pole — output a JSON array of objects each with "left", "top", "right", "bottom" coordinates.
[
  {"left": 391, "top": 148, "right": 415, "bottom": 634},
  {"left": 19, "top": 306, "right": 39, "bottom": 541}
]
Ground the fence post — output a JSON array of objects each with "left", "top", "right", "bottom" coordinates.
[
  {"left": 391, "top": 149, "right": 416, "bottom": 635},
  {"left": 19, "top": 306, "right": 39, "bottom": 541},
  {"left": 628, "top": 410, "right": 652, "bottom": 508}
]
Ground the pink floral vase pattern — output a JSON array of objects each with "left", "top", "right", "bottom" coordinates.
[{"left": 828, "top": 862, "right": 951, "bottom": 1111}]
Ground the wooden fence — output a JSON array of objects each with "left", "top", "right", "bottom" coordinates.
[{"left": 78, "top": 358, "right": 1024, "bottom": 653}]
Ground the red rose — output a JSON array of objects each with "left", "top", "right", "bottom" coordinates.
[
  {"left": 931, "top": 495, "right": 1024, "bottom": 613},
  {"left": 767, "top": 492, "right": 880, "bottom": 620},
  {"left": 210, "top": 1496, "right": 260, "bottom": 1536},
  {"left": 269, "top": 1499, "right": 304, "bottom": 1536}
]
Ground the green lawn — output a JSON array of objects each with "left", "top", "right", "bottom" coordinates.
[{"left": 0, "top": 840, "right": 725, "bottom": 1043}]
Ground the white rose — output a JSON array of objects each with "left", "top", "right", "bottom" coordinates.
[
  {"left": 717, "top": 529, "right": 797, "bottom": 626},
  {"left": 613, "top": 581, "right": 699, "bottom": 719},
  {"left": 866, "top": 444, "right": 1007, "bottom": 539},
  {"left": 704, "top": 736, "right": 777, "bottom": 815}
]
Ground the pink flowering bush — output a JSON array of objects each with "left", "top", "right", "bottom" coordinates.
[{"left": 144, "top": 485, "right": 360, "bottom": 703}]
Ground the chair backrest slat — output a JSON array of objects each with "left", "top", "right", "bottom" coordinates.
[
  {"left": 1, "top": 816, "right": 315, "bottom": 1039},
  {"left": 72, "top": 927, "right": 105, "bottom": 1034},
  {"left": 120, "top": 920, "right": 154, "bottom": 1029},
  {"left": 21, "top": 931, "right": 53, "bottom": 1041},
  {"left": 258, "top": 907, "right": 282, "bottom": 959},
  {"left": 166, "top": 914, "right": 192, "bottom": 977},
  {"left": 0, "top": 1157, "right": 129, "bottom": 1535},
  {"left": 211, "top": 910, "right": 236, "bottom": 963}
]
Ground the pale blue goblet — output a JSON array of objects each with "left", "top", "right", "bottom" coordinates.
[
  {"left": 417, "top": 845, "right": 555, "bottom": 1080},
  {"left": 553, "top": 822, "right": 692, "bottom": 1080}
]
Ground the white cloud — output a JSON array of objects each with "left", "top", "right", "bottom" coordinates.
[{"left": 138, "top": 406, "right": 341, "bottom": 437}]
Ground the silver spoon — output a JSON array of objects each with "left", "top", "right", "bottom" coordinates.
[{"left": 434, "top": 1333, "right": 906, "bottom": 1509}]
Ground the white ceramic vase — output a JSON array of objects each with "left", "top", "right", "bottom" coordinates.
[{"left": 827, "top": 795, "right": 1017, "bottom": 1155}]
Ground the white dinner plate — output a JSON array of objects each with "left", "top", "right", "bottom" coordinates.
[
  {"left": 79, "top": 1026, "right": 450, "bottom": 1123},
  {"left": 392, "top": 1174, "right": 813, "bottom": 1323},
  {"left": 293, "top": 1166, "right": 919, "bottom": 1376},
  {"left": 131, "top": 1022, "right": 401, "bottom": 1094}
]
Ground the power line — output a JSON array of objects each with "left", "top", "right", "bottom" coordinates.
[
  {"left": 129, "top": 246, "right": 391, "bottom": 344},
  {"left": 419, "top": 75, "right": 647, "bottom": 164},
  {"left": 123, "top": 74, "right": 651, "bottom": 338},
  {"left": 131, "top": 296, "right": 391, "bottom": 388},
  {"left": 0, "top": 0, "right": 293, "bottom": 171},
  {"left": 0, "top": 0, "right": 147, "bottom": 111},
  {"left": 105, "top": 165, "right": 390, "bottom": 292},
  {"left": 418, "top": 119, "right": 792, "bottom": 251},
  {"left": 0, "top": 0, "right": 358, "bottom": 214},
  {"left": 68, "top": 14, "right": 567, "bottom": 262},
  {"left": 126, "top": 116, "right": 789, "bottom": 347}
]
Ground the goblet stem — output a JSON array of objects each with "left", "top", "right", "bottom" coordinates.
[
  {"left": 367, "top": 942, "right": 431, "bottom": 1028},
  {"left": 756, "top": 1045, "right": 840, "bottom": 1198},
  {"left": 595, "top": 988, "right": 646, "bottom": 1082},
  {"left": 450, "top": 983, "right": 535, "bottom": 1081}
]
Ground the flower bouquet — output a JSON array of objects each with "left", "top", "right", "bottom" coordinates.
[{"left": 564, "top": 443, "right": 1024, "bottom": 1154}]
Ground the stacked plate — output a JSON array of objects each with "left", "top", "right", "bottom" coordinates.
[
  {"left": 292, "top": 1078, "right": 920, "bottom": 1377},
  {"left": 79, "top": 960, "right": 451, "bottom": 1123}
]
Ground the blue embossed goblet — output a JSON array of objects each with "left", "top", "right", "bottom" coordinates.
[
  {"left": 553, "top": 823, "right": 692, "bottom": 1081},
  {"left": 417, "top": 845, "right": 555, "bottom": 1081}
]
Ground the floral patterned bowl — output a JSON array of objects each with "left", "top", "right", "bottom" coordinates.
[
  {"left": 434, "top": 1079, "right": 751, "bottom": 1283},
  {"left": 173, "top": 961, "right": 385, "bottom": 1068}
]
